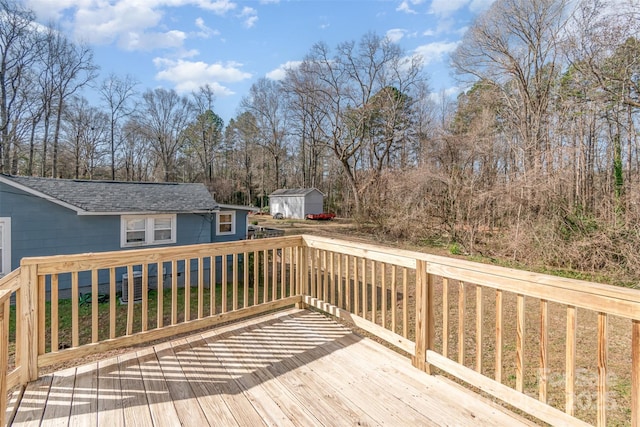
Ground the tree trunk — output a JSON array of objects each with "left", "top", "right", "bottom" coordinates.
[{"left": 51, "top": 98, "right": 64, "bottom": 177}]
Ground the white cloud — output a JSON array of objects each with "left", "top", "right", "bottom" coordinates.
[
  {"left": 429, "top": 0, "right": 469, "bottom": 15},
  {"left": 421, "top": 18, "right": 459, "bottom": 37},
  {"left": 240, "top": 6, "right": 257, "bottom": 17},
  {"left": 153, "top": 58, "right": 252, "bottom": 94},
  {"left": 427, "top": 0, "right": 494, "bottom": 16},
  {"left": 239, "top": 6, "right": 258, "bottom": 28},
  {"left": 396, "top": 0, "right": 424, "bottom": 14},
  {"left": 26, "top": 0, "right": 238, "bottom": 47},
  {"left": 121, "top": 30, "right": 187, "bottom": 51},
  {"left": 266, "top": 61, "right": 302, "bottom": 80},
  {"left": 70, "top": 2, "right": 163, "bottom": 45},
  {"left": 25, "top": 0, "right": 80, "bottom": 21},
  {"left": 414, "top": 41, "right": 459, "bottom": 64},
  {"left": 428, "top": 86, "right": 461, "bottom": 102},
  {"left": 197, "top": 0, "right": 237, "bottom": 15},
  {"left": 194, "top": 17, "right": 220, "bottom": 39},
  {"left": 386, "top": 29, "right": 406, "bottom": 43},
  {"left": 468, "top": 0, "right": 495, "bottom": 13},
  {"left": 454, "top": 25, "right": 469, "bottom": 36},
  {"left": 244, "top": 15, "right": 259, "bottom": 28}
]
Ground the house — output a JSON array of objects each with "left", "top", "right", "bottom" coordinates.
[
  {"left": 268, "top": 188, "right": 324, "bottom": 219},
  {"left": 0, "top": 174, "right": 255, "bottom": 278}
]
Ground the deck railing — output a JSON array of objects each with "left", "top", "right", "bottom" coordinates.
[
  {"left": 1, "top": 234, "right": 639, "bottom": 426},
  {"left": 0, "top": 268, "right": 20, "bottom": 427}
]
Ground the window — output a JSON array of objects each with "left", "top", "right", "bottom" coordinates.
[
  {"left": 125, "top": 218, "right": 146, "bottom": 243},
  {"left": 121, "top": 215, "right": 176, "bottom": 247},
  {"left": 154, "top": 217, "right": 173, "bottom": 241},
  {"left": 217, "top": 211, "right": 236, "bottom": 236},
  {"left": 0, "top": 218, "right": 10, "bottom": 276}
]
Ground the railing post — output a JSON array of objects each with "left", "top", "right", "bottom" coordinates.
[
  {"left": 18, "top": 263, "right": 39, "bottom": 383},
  {"left": 632, "top": 320, "right": 640, "bottom": 427},
  {"left": 413, "top": 259, "right": 434, "bottom": 374},
  {"left": 0, "top": 295, "right": 8, "bottom": 427},
  {"left": 295, "top": 245, "right": 308, "bottom": 309}
]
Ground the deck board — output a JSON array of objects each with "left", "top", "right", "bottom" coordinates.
[
  {"left": 176, "top": 337, "right": 239, "bottom": 426},
  {"left": 11, "top": 308, "right": 535, "bottom": 426},
  {"left": 41, "top": 368, "right": 75, "bottom": 427},
  {"left": 118, "top": 352, "right": 154, "bottom": 427},
  {"left": 230, "top": 321, "right": 377, "bottom": 426},
  {"left": 206, "top": 336, "right": 294, "bottom": 426},
  {"left": 135, "top": 348, "right": 181, "bottom": 426},
  {"left": 11, "top": 376, "right": 52, "bottom": 426},
  {"left": 96, "top": 355, "right": 124, "bottom": 426},
  {"left": 155, "top": 340, "right": 211, "bottom": 427},
  {"left": 69, "top": 364, "right": 97, "bottom": 427}
]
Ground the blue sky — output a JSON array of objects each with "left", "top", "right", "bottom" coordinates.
[{"left": 25, "top": 0, "right": 494, "bottom": 124}]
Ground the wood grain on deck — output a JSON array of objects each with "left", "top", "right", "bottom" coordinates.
[{"left": 11, "top": 309, "right": 533, "bottom": 426}]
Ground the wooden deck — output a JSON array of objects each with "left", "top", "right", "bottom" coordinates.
[{"left": 9, "top": 309, "right": 532, "bottom": 426}]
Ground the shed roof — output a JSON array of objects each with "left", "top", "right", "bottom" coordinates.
[
  {"left": 268, "top": 188, "right": 324, "bottom": 197},
  {"left": 0, "top": 174, "right": 218, "bottom": 215},
  {"left": 218, "top": 203, "right": 260, "bottom": 212}
]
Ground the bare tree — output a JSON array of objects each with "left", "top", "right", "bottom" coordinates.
[
  {"left": 240, "top": 78, "right": 289, "bottom": 191},
  {"left": 0, "top": 0, "right": 43, "bottom": 173},
  {"left": 282, "top": 64, "right": 331, "bottom": 188},
  {"left": 295, "top": 32, "right": 425, "bottom": 217},
  {"left": 121, "top": 120, "right": 152, "bottom": 182},
  {"left": 452, "top": 0, "right": 568, "bottom": 182},
  {"left": 47, "top": 26, "right": 98, "bottom": 178},
  {"left": 183, "top": 85, "right": 223, "bottom": 184},
  {"left": 99, "top": 73, "right": 138, "bottom": 180},
  {"left": 225, "top": 112, "right": 260, "bottom": 205},
  {"left": 62, "top": 96, "right": 108, "bottom": 179},
  {"left": 564, "top": 0, "right": 640, "bottom": 222},
  {"left": 567, "top": 0, "right": 640, "bottom": 109},
  {"left": 136, "top": 88, "right": 193, "bottom": 182}
]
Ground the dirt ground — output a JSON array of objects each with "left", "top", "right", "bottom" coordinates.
[
  {"left": 252, "top": 215, "right": 454, "bottom": 256},
  {"left": 252, "top": 215, "right": 359, "bottom": 237}
]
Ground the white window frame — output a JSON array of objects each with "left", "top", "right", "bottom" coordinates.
[
  {"left": 120, "top": 214, "right": 176, "bottom": 248},
  {"left": 0, "top": 218, "right": 10, "bottom": 277},
  {"left": 216, "top": 211, "right": 236, "bottom": 236}
]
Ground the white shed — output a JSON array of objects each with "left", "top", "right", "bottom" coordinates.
[{"left": 268, "top": 188, "right": 324, "bottom": 219}]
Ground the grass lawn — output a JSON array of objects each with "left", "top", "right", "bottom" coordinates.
[{"left": 6, "top": 279, "right": 291, "bottom": 366}]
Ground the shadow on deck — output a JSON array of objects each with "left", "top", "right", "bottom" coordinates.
[{"left": 10, "top": 309, "right": 532, "bottom": 426}]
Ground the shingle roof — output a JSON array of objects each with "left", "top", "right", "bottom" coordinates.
[
  {"left": 269, "top": 188, "right": 323, "bottom": 197},
  {"left": 0, "top": 174, "right": 218, "bottom": 214}
]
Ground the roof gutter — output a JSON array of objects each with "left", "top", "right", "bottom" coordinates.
[{"left": 77, "top": 208, "right": 220, "bottom": 216}]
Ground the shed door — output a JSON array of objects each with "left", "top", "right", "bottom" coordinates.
[{"left": 0, "top": 218, "right": 10, "bottom": 276}]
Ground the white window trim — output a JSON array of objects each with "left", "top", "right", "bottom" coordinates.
[
  {"left": 0, "top": 217, "right": 10, "bottom": 277},
  {"left": 216, "top": 211, "right": 236, "bottom": 236},
  {"left": 120, "top": 214, "right": 176, "bottom": 248}
]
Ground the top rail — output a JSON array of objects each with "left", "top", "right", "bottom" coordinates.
[
  {"left": 0, "top": 268, "right": 21, "bottom": 296},
  {"left": 303, "top": 235, "right": 640, "bottom": 320},
  {"left": 302, "top": 235, "right": 417, "bottom": 269},
  {"left": 24, "top": 235, "right": 304, "bottom": 275}
]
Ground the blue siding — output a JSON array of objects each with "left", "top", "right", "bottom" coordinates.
[
  {"left": 176, "top": 214, "right": 215, "bottom": 245},
  {"left": 1, "top": 183, "right": 114, "bottom": 271},
  {"left": 0, "top": 181, "right": 254, "bottom": 293},
  {"left": 0, "top": 182, "right": 214, "bottom": 272},
  {"left": 212, "top": 210, "right": 249, "bottom": 243}
]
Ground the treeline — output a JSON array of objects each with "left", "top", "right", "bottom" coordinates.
[{"left": 1, "top": 0, "right": 640, "bottom": 282}]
